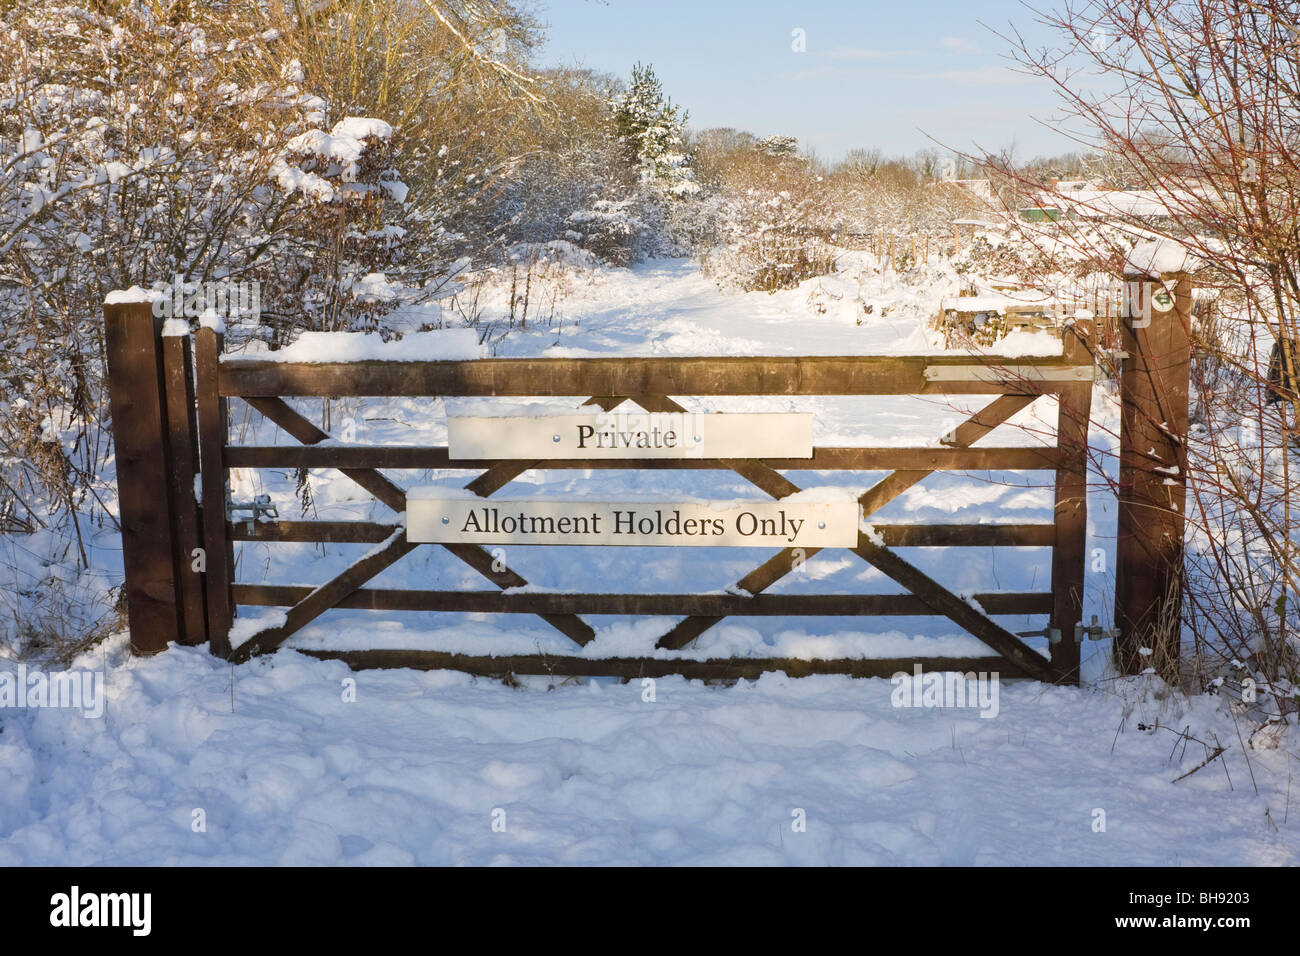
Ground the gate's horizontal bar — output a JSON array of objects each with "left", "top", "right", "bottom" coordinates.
[
  {"left": 219, "top": 355, "right": 1085, "bottom": 398},
  {"left": 876, "top": 523, "right": 1055, "bottom": 547},
  {"left": 298, "top": 649, "right": 1037, "bottom": 680},
  {"left": 231, "top": 521, "right": 1057, "bottom": 548},
  {"left": 232, "top": 585, "right": 1054, "bottom": 616},
  {"left": 233, "top": 520, "right": 398, "bottom": 542},
  {"left": 224, "top": 444, "right": 1066, "bottom": 472}
]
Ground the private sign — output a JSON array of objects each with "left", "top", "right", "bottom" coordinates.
[{"left": 446, "top": 411, "right": 813, "bottom": 460}]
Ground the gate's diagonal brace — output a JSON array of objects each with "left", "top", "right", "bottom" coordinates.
[
  {"left": 656, "top": 543, "right": 820, "bottom": 650},
  {"left": 581, "top": 393, "right": 811, "bottom": 650},
  {"left": 466, "top": 461, "right": 536, "bottom": 497},
  {"left": 847, "top": 393, "right": 1054, "bottom": 680},
  {"left": 583, "top": 396, "right": 627, "bottom": 412},
  {"left": 659, "top": 464, "right": 809, "bottom": 648},
  {"left": 230, "top": 531, "right": 418, "bottom": 661},
  {"left": 851, "top": 534, "right": 1054, "bottom": 682},
  {"left": 438, "top": 543, "right": 595, "bottom": 643},
  {"left": 858, "top": 394, "right": 1037, "bottom": 516},
  {"left": 656, "top": 393, "right": 1041, "bottom": 651},
  {"left": 237, "top": 397, "right": 595, "bottom": 651},
  {"left": 244, "top": 397, "right": 406, "bottom": 511},
  {"left": 455, "top": 464, "right": 594, "bottom": 645}
]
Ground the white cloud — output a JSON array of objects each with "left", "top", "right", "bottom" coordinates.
[
  {"left": 939, "top": 36, "right": 979, "bottom": 54},
  {"left": 783, "top": 64, "right": 848, "bottom": 83},
  {"left": 913, "top": 66, "right": 1038, "bottom": 86},
  {"left": 825, "top": 46, "right": 918, "bottom": 61}
]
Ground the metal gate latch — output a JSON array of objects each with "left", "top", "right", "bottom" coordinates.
[{"left": 227, "top": 493, "right": 279, "bottom": 532}]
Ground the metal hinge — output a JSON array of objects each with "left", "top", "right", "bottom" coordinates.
[
  {"left": 1017, "top": 617, "right": 1119, "bottom": 645},
  {"left": 1075, "top": 615, "right": 1119, "bottom": 642},
  {"left": 1017, "top": 626, "right": 1063, "bottom": 644},
  {"left": 227, "top": 492, "right": 279, "bottom": 533}
]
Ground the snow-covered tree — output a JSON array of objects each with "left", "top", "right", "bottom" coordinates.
[
  {"left": 610, "top": 63, "right": 698, "bottom": 199},
  {"left": 756, "top": 135, "right": 800, "bottom": 159}
]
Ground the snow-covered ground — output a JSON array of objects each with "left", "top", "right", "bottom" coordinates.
[
  {"left": 1, "top": 637, "right": 1293, "bottom": 865},
  {"left": 3, "top": 254, "right": 1296, "bottom": 865},
  {"left": 421, "top": 252, "right": 1058, "bottom": 359}
]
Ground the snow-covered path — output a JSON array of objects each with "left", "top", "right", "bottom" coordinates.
[
  {"left": 1, "top": 639, "right": 1293, "bottom": 866},
  {"left": 488, "top": 257, "right": 944, "bottom": 357}
]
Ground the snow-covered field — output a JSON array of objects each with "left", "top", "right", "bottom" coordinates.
[
  {"left": 1, "top": 637, "right": 1293, "bottom": 865},
  {"left": 3, "top": 255, "right": 1296, "bottom": 865}
]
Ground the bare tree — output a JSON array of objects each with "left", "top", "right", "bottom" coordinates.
[{"left": 977, "top": 0, "right": 1299, "bottom": 714}]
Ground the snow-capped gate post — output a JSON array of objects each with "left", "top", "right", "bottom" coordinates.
[
  {"left": 102, "top": 296, "right": 184, "bottom": 654},
  {"left": 1113, "top": 266, "right": 1192, "bottom": 679}
]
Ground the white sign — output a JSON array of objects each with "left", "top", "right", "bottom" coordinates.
[
  {"left": 922, "top": 364, "right": 1093, "bottom": 383},
  {"left": 407, "top": 497, "right": 859, "bottom": 548},
  {"left": 446, "top": 411, "right": 813, "bottom": 460}
]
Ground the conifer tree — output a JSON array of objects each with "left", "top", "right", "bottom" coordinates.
[{"left": 610, "top": 63, "right": 698, "bottom": 198}]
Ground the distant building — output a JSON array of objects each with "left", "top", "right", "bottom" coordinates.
[
  {"left": 1017, "top": 206, "right": 1064, "bottom": 223},
  {"left": 1020, "top": 183, "right": 1200, "bottom": 223},
  {"left": 1057, "top": 189, "right": 1183, "bottom": 220}
]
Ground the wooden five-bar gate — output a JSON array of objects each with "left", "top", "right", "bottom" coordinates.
[{"left": 102, "top": 275, "right": 1192, "bottom": 686}]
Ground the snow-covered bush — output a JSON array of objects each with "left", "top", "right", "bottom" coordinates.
[
  {"left": 0, "top": 4, "right": 321, "bottom": 532},
  {"left": 696, "top": 144, "right": 839, "bottom": 292},
  {"left": 564, "top": 199, "right": 647, "bottom": 268},
  {"left": 702, "top": 185, "right": 838, "bottom": 293},
  {"left": 0, "top": 2, "right": 403, "bottom": 655},
  {"left": 265, "top": 116, "right": 410, "bottom": 337}
]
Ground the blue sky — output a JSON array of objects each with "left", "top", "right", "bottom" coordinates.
[{"left": 535, "top": 0, "right": 1079, "bottom": 162}]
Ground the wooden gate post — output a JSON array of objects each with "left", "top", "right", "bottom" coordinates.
[
  {"left": 1049, "top": 318, "right": 1095, "bottom": 683},
  {"left": 161, "top": 327, "right": 207, "bottom": 645},
  {"left": 1113, "top": 271, "right": 1192, "bottom": 678},
  {"left": 195, "top": 322, "right": 235, "bottom": 657},
  {"left": 103, "top": 299, "right": 183, "bottom": 654}
]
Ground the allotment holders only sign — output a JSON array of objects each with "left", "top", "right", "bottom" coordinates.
[{"left": 409, "top": 411, "right": 858, "bottom": 548}]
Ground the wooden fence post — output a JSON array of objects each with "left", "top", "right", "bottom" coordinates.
[
  {"left": 161, "top": 329, "right": 207, "bottom": 645},
  {"left": 196, "top": 323, "right": 235, "bottom": 657},
  {"left": 1113, "top": 272, "right": 1192, "bottom": 678},
  {"left": 103, "top": 299, "right": 183, "bottom": 655},
  {"left": 1050, "top": 318, "right": 1095, "bottom": 682}
]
